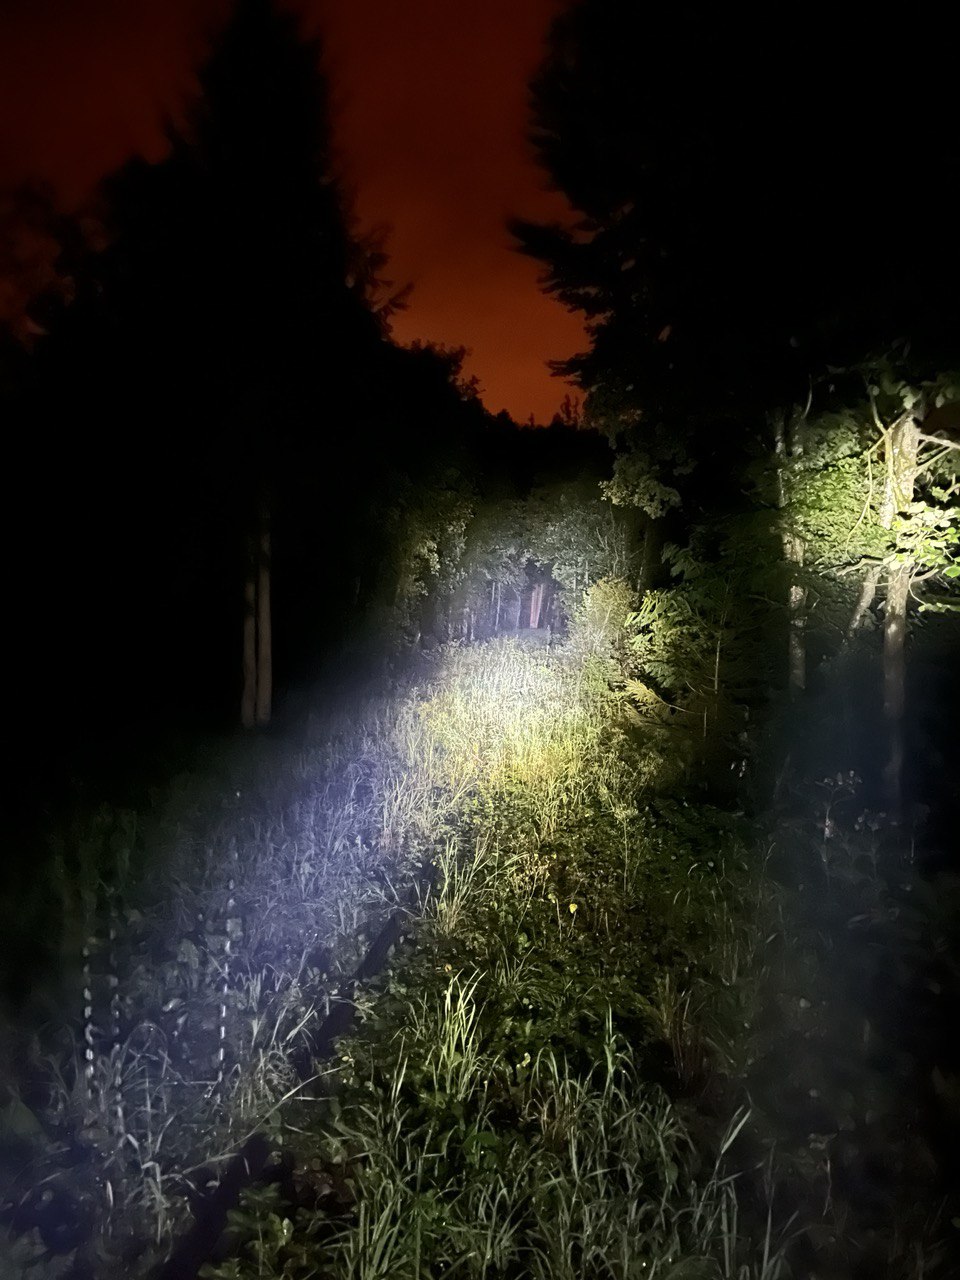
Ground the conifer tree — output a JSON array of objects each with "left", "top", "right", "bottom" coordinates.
[
  {"left": 31, "top": 0, "right": 391, "bottom": 729},
  {"left": 514, "top": 2, "right": 957, "bottom": 426},
  {"left": 513, "top": 0, "right": 959, "bottom": 790}
]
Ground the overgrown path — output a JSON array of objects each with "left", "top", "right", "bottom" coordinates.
[{"left": 2, "top": 633, "right": 958, "bottom": 1278}]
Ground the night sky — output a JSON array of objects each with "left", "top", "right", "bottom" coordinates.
[{"left": 0, "top": 0, "right": 585, "bottom": 421}]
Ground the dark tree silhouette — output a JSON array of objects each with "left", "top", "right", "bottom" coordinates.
[
  {"left": 23, "top": 0, "right": 395, "bottom": 740},
  {"left": 512, "top": 1, "right": 959, "bottom": 428},
  {"left": 511, "top": 0, "right": 960, "bottom": 802}
]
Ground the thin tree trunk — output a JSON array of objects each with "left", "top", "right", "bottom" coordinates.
[
  {"left": 255, "top": 500, "right": 271, "bottom": 727},
  {"left": 879, "top": 411, "right": 920, "bottom": 819},
  {"left": 530, "top": 582, "right": 544, "bottom": 629}
]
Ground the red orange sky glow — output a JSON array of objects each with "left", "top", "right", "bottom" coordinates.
[{"left": 0, "top": 0, "right": 586, "bottom": 421}]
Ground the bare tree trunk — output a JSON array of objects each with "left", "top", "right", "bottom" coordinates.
[
  {"left": 530, "top": 582, "right": 544, "bottom": 629},
  {"left": 514, "top": 589, "right": 523, "bottom": 633},
  {"left": 255, "top": 500, "right": 271, "bottom": 727},
  {"left": 879, "top": 412, "right": 920, "bottom": 819},
  {"left": 240, "top": 536, "right": 257, "bottom": 729},
  {"left": 494, "top": 581, "right": 501, "bottom": 633}
]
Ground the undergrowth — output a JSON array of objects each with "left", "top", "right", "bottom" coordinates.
[{"left": 2, "top": 618, "right": 956, "bottom": 1277}]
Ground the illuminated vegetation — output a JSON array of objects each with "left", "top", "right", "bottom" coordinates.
[
  {"left": 3, "top": 556, "right": 960, "bottom": 1277},
  {"left": 0, "top": 622, "right": 762, "bottom": 1274},
  {"left": 1, "top": 3, "right": 958, "bottom": 1278}
]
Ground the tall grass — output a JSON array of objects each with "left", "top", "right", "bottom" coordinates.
[
  {"left": 1, "top": 637, "right": 642, "bottom": 1270},
  {"left": 321, "top": 1013, "right": 786, "bottom": 1280},
  {"left": 405, "top": 639, "right": 633, "bottom": 838},
  {"left": 270, "top": 641, "right": 791, "bottom": 1279},
  {"left": 2, "top": 633, "right": 802, "bottom": 1278}
]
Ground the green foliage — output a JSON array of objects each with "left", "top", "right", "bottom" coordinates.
[
  {"left": 380, "top": 474, "right": 475, "bottom": 640},
  {"left": 200, "top": 1183, "right": 316, "bottom": 1280},
  {"left": 566, "top": 575, "right": 636, "bottom": 663},
  {"left": 296, "top": 787, "right": 784, "bottom": 1280},
  {"left": 523, "top": 480, "right": 636, "bottom": 598},
  {"left": 786, "top": 413, "right": 878, "bottom": 564},
  {"left": 601, "top": 432, "right": 690, "bottom": 520},
  {"left": 621, "top": 515, "right": 779, "bottom": 774},
  {"left": 782, "top": 365, "right": 960, "bottom": 632},
  {"left": 439, "top": 477, "right": 637, "bottom": 641}
]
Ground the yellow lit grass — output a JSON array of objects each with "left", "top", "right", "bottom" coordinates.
[{"left": 391, "top": 639, "right": 627, "bottom": 843}]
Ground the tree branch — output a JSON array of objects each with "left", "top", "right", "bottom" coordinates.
[{"left": 918, "top": 433, "right": 960, "bottom": 451}]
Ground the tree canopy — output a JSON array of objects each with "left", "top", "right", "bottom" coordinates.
[{"left": 513, "top": 1, "right": 959, "bottom": 430}]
